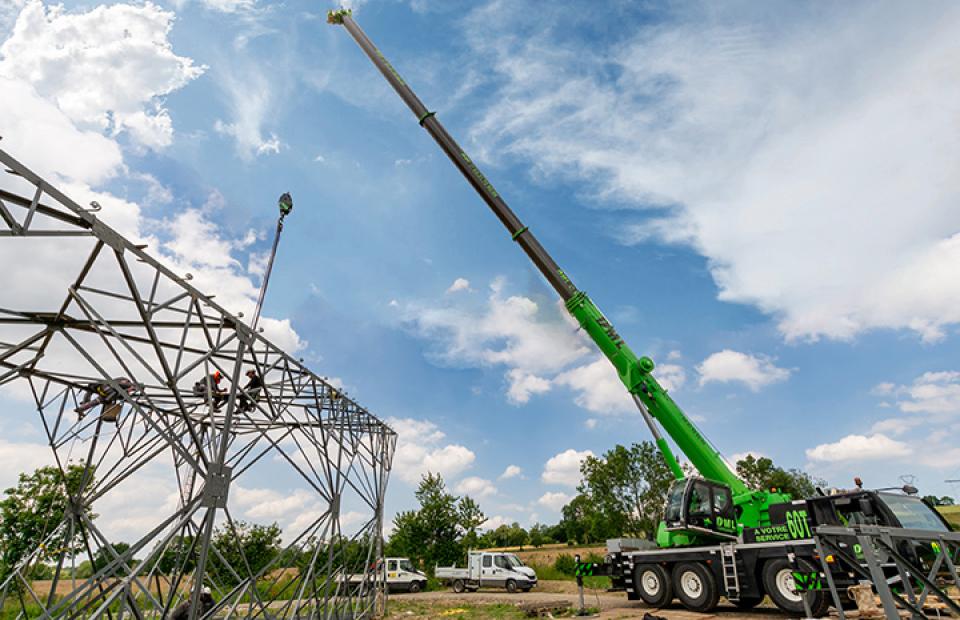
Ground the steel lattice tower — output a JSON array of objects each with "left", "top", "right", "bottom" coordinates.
[{"left": 0, "top": 147, "right": 396, "bottom": 619}]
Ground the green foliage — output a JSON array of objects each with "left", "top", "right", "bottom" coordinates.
[
  {"left": 528, "top": 523, "right": 551, "bottom": 548},
  {"left": 566, "top": 442, "right": 673, "bottom": 542},
  {"left": 385, "top": 473, "right": 486, "bottom": 573},
  {"left": 477, "top": 522, "right": 528, "bottom": 549},
  {"left": 0, "top": 464, "right": 96, "bottom": 581},
  {"left": 157, "top": 535, "right": 196, "bottom": 575},
  {"left": 923, "top": 495, "right": 955, "bottom": 506},
  {"left": 735, "top": 455, "right": 823, "bottom": 499},
  {"left": 207, "top": 521, "right": 282, "bottom": 587},
  {"left": 553, "top": 554, "right": 576, "bottom": 576},
  {"left": 91, "top": 542, "right": 132, "bottom": 576}
]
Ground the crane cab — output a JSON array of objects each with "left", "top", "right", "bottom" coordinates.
[{"left": 660, "top": 477, "right": 738, "bottom": 545}]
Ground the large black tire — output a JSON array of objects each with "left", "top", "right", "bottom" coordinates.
[
  {"left": 452, "top": 579, "right": 465, "bottom": 593},
  {"left": 672, "top": 562, "right": 720, "bottom": 613},
  {"left": 634, "top": 563, "right": 673, "bottom": 607},
  {"left": 408, "top": 581, "right": 422, "bottom": 594},
  {"left": 733, "top": 596, "right": 764, "bottom": 610},
  {"left": 762, "top": 558, "right": 830, "bottom": 617},
  {"left": 505, "top": 579, "right": 518, "bottom": 594}
]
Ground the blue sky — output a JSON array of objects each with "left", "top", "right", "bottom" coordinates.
[{"left": 1, "top": 0, "right": 959, "bottom": 541}]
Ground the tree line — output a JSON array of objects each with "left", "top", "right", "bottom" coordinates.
[{"left": 0, "top": 443, "right": 831, "bottom": 582}]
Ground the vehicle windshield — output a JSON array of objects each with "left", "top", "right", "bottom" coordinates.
[
  {"left": 881, "top": 494, "right": 949, "bottom": 532},
  {"left": 399, "top": 559, "right": 415, "bottom": 572},
  {"left": 506, "top": 554, "right": 524, "bottom": 568},
  {"left": 664, "top": 480, "right": 686, "bottom": 522}
]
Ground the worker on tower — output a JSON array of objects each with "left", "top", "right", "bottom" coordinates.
[
  {"left": 75, "top": 377, "right": 139, "bottom": 419},
  {"left": 170, "top": 587, "right": 214, "bottom": 620},
  {"left": 238, "top": 369, "right": 263, "bottom": 412},
  {"left": 193, "top": 370, "right": 228, "bottom": 411}
]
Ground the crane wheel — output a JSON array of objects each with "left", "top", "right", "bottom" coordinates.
[
  {"left": 634, "top": 563, "right": 673, "bottom": 607},
  {"left": 762, "top": 558, "right": 830, "bottom": 617},
  {"left": 672, "top": 562, "right": 720, "bottom": 613}
]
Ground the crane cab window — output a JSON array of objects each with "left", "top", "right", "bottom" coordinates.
[
  {"left": 482, "top": 555, "right": 492, "bottom": 568},
  {"left": 689, "top": 482, "right": 712, "bottom": 516}
]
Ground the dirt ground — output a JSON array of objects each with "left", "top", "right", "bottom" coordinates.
[{"left": 386, "top": 581, "right": 785, "bottom": 620}]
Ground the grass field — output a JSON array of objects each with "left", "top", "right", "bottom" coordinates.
[{"left": 939, "top": 505, "right": 960, "bottom": 529}]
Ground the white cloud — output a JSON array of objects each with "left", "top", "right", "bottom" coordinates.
[
  {"left": 464, "top": 1, "right": 960, "bottom": 343},
  {"left": 455, "top": 476, "right": 497, "bottom": 498},
  {"left": 402, "top": 277, "right": 590, "bottom": 404},
  {"left": 499, "top": 465, "right": 521, "bottom": 480},
  {"left": 481, "top": 515, "right": 515, "bottom": 531},
  {"left": 197, "top": 0, "right": 257, "bottom": 13},
  {"left": 892, "top": 371, "right": 960, "bottom": 415},
  {"left": 213, "top": 59, "right": 285, "bottom": 159},
  {"left": 697, "top": 350, "right": 790, "bottom": 392},
  {"left": 386, "top": 417, "right": 476, "bottom": 484},
  {"left": 584, "top": 418, "right": 597, "bottom": 429},
  {"left": 537, "top": 491, "right": 572, "bottom": 512},
  {"left": 541, "top": 448, "right": 593, "bottom": 487},
  {"left": 0, "top": 1, "right": 204, "bottom": 150},
  {"left": 806, "top": 434, "right": 912, "bottom": 463},
  {"left": 446, "top": 277, "right": 472, "bottom": 294},
  {"left": 729, "top": 451, "right": 767, "bottom": 464},
  {"left": 869, "top": 417, "right": 920, "bottom": 437},
  {"left": 505, "top": 369, "right": 551, "bottom": 404},
  {"left": 0, "top": 438, "right": 54, "bottom": 491},
  {"left": 553, "top": 356, "right": 634, "bottom": 414}
]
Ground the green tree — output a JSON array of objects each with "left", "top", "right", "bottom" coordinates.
[
  {"left": 924, "top": 495, "right": 955, "bottom": 506},
  {"left": 528, "top": 523, "right": 551, "bottom": 548},
  {"left": 459, "top": 496, "right": 486, "bottom": 551},
  {"left": 157, "top": 535, "right": 197, "bottom": 575},
  {"left": 736, "top": 455, "right": 823, "bottom": 499},
  {"left": 207, "top": 521, "right": 282, "bottom": 587},
  {"left": 0, "top": 464, "right": 96, "bottom": 581},
  {"left": 92, "top": 541, "right": 132, "bottom": 576},
  {"left": 577, "top": 442, "right": 674, "bottom": 540},
  {"left": 385, "top": 473, "right": 485, "bottom": 573}
]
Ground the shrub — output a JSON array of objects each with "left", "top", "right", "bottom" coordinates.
[{"left": 553, "top": 554, "right": 576, "bottom": 576}]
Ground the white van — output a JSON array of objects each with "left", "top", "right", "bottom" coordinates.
[
  {"left": 341, "top": 557, "right": 427, "bottom": 594},
  {"left": 435, "top": 551, "right": 537, "bottom": 593}
]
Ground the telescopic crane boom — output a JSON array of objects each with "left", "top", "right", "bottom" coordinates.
[{"left": 328, "top": 9, "right": 787, "bottom": 540}]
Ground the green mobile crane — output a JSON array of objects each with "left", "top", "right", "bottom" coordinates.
[
  {"left": 328, "top": 10, "right": 959, "bottom": 616},
  {"left": 326, "top": 8, "right": 789, "bottom": 549}
]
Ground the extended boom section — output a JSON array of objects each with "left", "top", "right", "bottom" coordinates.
[{"left": 329, "top": 8, "right": 784, "bottom": 539}]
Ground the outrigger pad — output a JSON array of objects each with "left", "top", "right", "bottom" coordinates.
[{"left": 327, "top": 8, "right": 352, "bottom": 24}]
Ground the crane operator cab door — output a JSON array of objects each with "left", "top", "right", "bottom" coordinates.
[{"left": 663, "top": 477, "right": 738, "bottom": 539}]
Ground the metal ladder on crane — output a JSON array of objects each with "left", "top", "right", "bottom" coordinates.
[{"left": 720, "top": 543, "right": 741, "bottom": 601}]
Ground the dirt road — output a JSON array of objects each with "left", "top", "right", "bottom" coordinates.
[{"left": 389, "top": 582, "right": 785, "bottom": 620}]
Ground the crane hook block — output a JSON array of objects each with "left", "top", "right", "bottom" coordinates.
[{"left": 278, "top": 192, "right": 293, "bottom": 216}]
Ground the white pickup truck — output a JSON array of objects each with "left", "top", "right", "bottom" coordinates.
[
  {"left": 436, "top": 551, "right": 537, "bottom": 593},
  {"left": 341, "top": 557, "right": 428, "bottom": 594}
]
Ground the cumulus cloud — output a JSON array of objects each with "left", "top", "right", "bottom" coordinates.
[
  {"left": 455, "top": 476, "right": 497, "bottom": 498},
  {"left": 541, "top": 448, "right": 592, "bottom": 487},
  {"left": 403, "top": 278, "right": 687, "bottom": 414},
  {"left": 499, "top": 464, "right": 521, "bottom": 480},
  {"left": 805, "top": 434, "right": 912, "bottom": 463},
  {"left": 537, "top": 491, "right": 572, "bottom": 512},
  {"left": 697, "top": 350, "right": 790, "bottom": 391},
  {"left": 446, "top": 277, "right": 472, "bottom": 294},
  {"left": 0, "top": 1, "right": 204, "bottom": 150},
  {"left": 387, "top": 417, "right": 476, "bottom": 484},
  {"left": 463, "top": 1, "right": 960, "bottom": 343},
  {"left": 401, "top": 277, "right": 590, "bottom": 402},
  {"left": 888, "top": 371, "right": 960, "bottom": 416}
]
